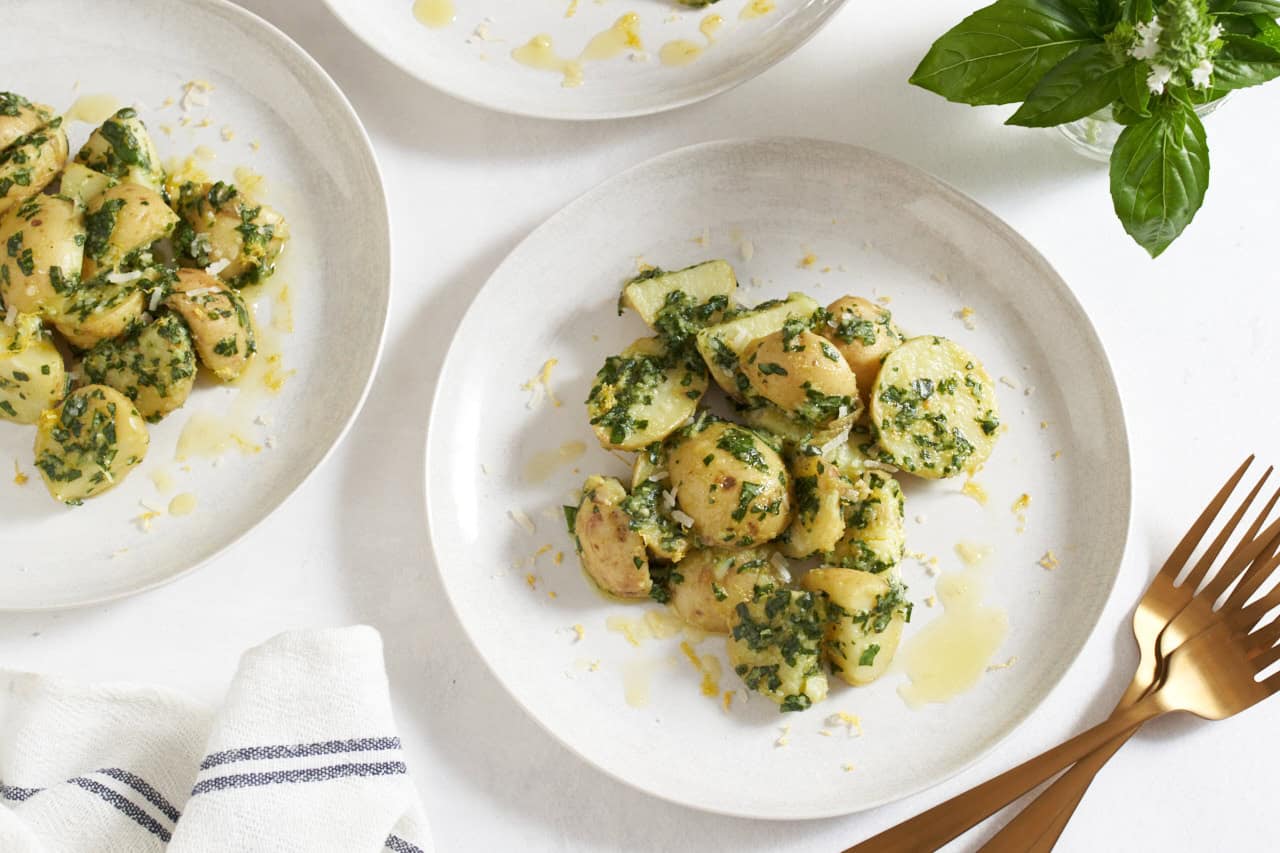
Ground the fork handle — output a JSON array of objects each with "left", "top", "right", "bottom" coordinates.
[
  {"left": 843, "top": 697, "right": 1165, "bottom": 853},
  {"left": 977, "top": 729, "right": 1136, "bottom": 853}
]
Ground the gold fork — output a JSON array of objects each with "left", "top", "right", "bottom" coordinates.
[
  {"left": 846, "top": 459, "right": 1280, "bottom": 853},
  {"left": 982, "top": 458, "right": 1280, "bottom": 851}
]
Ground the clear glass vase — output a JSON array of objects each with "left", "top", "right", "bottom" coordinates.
[{"left": 1058, "top": 98, "right": 1226, "bottom": 161}]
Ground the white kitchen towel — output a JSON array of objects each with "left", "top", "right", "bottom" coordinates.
[{"left": 0, "top": 627, "right": 431, "bottom": 853}]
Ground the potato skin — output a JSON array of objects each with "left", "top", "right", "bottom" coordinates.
[
  {"left": 33, "top": 384, "right": 148, "bottom": 504},
  {"left": 742, "top": 328, "right": 860, "bottom": 424},
  {"left": 0, "top": 93, "right": 54, "bottom": 152},
  {"left": 0, "top": 119, "right": 67, "bottom": 218},
  {"left": 665, "top": 419, "right": 791, "bottom": 548},
  {"left": 573, "top": 475, "right": 652, "bottom": 599},
  {"left": 0, "top": 194, "right": 84, "bottom": 317},
  {"left": 82, "top": 183, "right": 178, "bottom": 278},
  {"left": 0, "top": 313, "right": 66, "bottom": 423},
  {"left": 166, "top": 269, "right": 256, "bottom": 381},
  {"left": 821, "top": 297, "right": 904, "bottom": 407},
  {"left": 801, "top": 568, "right": 910, "bottom": 686},
  {"left": 82, "top": 313, "right": 197, "bottom": 422},
  {"left": 668, "top": 547, "right": 781, "bottom": 633}
]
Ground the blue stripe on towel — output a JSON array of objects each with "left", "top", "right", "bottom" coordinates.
[
  {"left": 385, "top": 833, "right": 424, "bottom": 853},
  {"left": 98, "top": 768, "right": 182, "bottom": 823},
  {"left": 191, "top": 760, "right": 408, "bottom": 796},
  {"left": 69, "top": 777, "right": 172, "bottom": 843},
  {"left": 200, "top": 736, "right": 402, "bottom": 770},
  {"left": 0, "top": 784, "right": 42, "bottom": 801}
]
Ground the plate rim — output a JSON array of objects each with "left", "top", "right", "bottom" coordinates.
[
  {"left": 319, "top": 0, "right": 849, "bottom": 121},
  {"left": 423, "top": 136, "right": 1133, "bottom": 818},
  {"left": 0, "top": 0, "right": 394, "bottom": 612}
]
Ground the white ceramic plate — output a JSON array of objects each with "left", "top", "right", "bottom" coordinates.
[
  {"left": 0, "top": 0, "right": 390, "bottom": 610},
  {"left": 322, "top": 0, "right": 845, "bottom": 120},
  {"left": 425, "top": 138, "right": 1130, "bottom": 818}
]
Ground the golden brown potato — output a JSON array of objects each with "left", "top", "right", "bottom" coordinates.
[
  {"left": 0, "top": 93, "right": 55, "bottom": 152},
  {"left": 801, "top": 568, "right": 911, "bottom": 686},
  {"left": 572, "top": 475, "right": 651, "bottom": 599},
  {"left": 0, "top": 118, "right": 67, "bottom": 218},
  {"left": 668, "top": 547, "right": 781, "bottom": 633},
  {"left": 33, "top": 384, "right": 149, "bottom": 504},
  {"left": 82, "top": 313, "right": 197, "bottom": 422},
  {"left": 82, "top": 184, "right": 178, "bottom": 278},
  {"left": 172, "top": 181, "right": 288, "bottom": 287},
  {"left": 0, "top": 194, "right": 84, "bottom": 317},
  {"left": 821, "top": 297, "right": 905, "bottom": 407},
  {"left": 73, "top": 108, "right": 163, "bottom": 193},
  {"left": 166, "top": 269, "right": 256, "bottom": 381},
  {"left": 665, "top": 418, "right": 791, "bottom": 547},
  {"left": 0, "top": 312, "right": 66, "bottom": 423}
]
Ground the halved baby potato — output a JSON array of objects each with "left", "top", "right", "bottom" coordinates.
[
  {"left": 825, "top": 470, "right": 905, "bottom": 575},
  {"left": 82, "top": 313, "right": 197, "bottom": 422},
  {"left": 172, "top": 181, "right": 288, "bottom": 287},
  {"left": 619, "top": 260, "right": 737, "bottom": 329},
  {"left": 34, "top": 384, "right": 149, "bottom": 504},
  {"left": 165, "top": 268, "right": 256, "bottom": 381},
  {"left": 0, "top": 119, "right": 67, "bottom": 218},
  {"left": 727, "top": 587, "right": 828, "bottom": 711},
  {"left": 665, "top": 418, "right": 791, "bottom": 547},
  {"left": 821, "top": 296, "right": 905, "bottom": 407},
  {"left": 668, "top": 547, "right": 781, "bottom": 633},
  {"left": 780, "top": 454, "right": 855, "bottom": 558},
  {"left": 0, "top": 313, "right": 66, "bottom": 423},
  {"left": 0, "top": 193, "right": 84, "bottom": 316},
  {"left": 586, "top": 336, "right": 707, "bottom": 451},
  {"left": 741, "top": 327, "right": 861, "bottom": 429},
  {"left": 0, "top": 93, "right": 55, "bottom": 152},
  {"left": 59, "top": 161, "right": 118, "bottom": 208},
  {"left": 572, "top": 475, "right": 652, "bottom": 599},
  {"left": 74, "top": 108, "right": 164, "bottom": 193},
  {"left": 82, "top": 183, "right": 178, "bottom": 278},
  {"left": 694, "top": 292, "right": 820, "bottom": 399},
  {"left": 52, "top": 268, "right": 160, "bottom": 350},
  {"left": 870, "top": 336, "right": 1001, "bottom": 479},
  {"left": 801, "top": 568, "right": 911, "bottom": 686}
]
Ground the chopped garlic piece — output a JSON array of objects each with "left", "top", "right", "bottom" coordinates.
[{"left": 509, "top": 508, "right": 536, "bottom": 535}]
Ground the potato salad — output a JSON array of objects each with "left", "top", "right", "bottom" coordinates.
[
  {"left": 567, "top": 260, "right": 1001, "bottom": 712},
  {"left": 0, "top": 92, "right": 288, "bottom": 505}
]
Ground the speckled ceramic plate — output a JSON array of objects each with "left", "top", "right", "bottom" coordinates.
[
  {"left": 322, "top": 0, "right": 845, "bottom": 120},
  {"left": 425, "top": 138, "right": 1131, "bottom": 818},
  {"left": 0, "top": 0, "right": 390, "bottom": 610}
]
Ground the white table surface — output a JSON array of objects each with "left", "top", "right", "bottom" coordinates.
[{"left": 3, "top": 1, "right": 1278, "bottom": 850}]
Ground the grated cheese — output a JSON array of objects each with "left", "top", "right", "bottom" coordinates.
[{"left": 509, "top": 508, "right": 536, "bottom": 535}]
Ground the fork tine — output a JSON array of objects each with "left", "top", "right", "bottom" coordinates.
[
  {"left": 1203, "top": 481, "right": 1280, "bottom": 600},
  {"left": 1158, "top": 455, "right": 1255, "bottom": 582},
  {"left": 1232, "top": 561, "right": 1280, "bottom": 633},
  {"left": 1250, "top": 624, "right": 1280, "bottom": 655},
  {"left": 1253, "top": 642, "right": 1280, "bottom": 673},
  {"left": 1223, "top": 524, "right": 1280, "bottom": 615},
  {"left": 1181, "top": 467, "right": 1273, "bottom": 591}
]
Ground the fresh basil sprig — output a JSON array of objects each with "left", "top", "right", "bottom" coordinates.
[{"left": 912, "top": 0, "right": 1280, "bottom": 257}]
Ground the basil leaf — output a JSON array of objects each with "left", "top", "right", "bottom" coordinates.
[
  {"left": 1007, "top": 44, "right": 1129, "bottom": 126},
  {"left": 910, "top": 0, "right": 1099, "bottom": 106},
  {"left": 1216, "top": 0, "right": 1280, "bottom": 15},
  {"left": 1117, "top": 61, "right": 1153, "bottom": 116},
  {"left": 1110, "top": 104, "right": 1210, "bottom": 258},
  {"left": 1253, "top": 14, "right": 1280, "bottom": 48},
  {"left": 1209, "top": 34, "right": 1280, "bottom": 96}
]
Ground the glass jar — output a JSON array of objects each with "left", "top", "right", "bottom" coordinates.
[{"left": 1058, "top": 98, "right": 1227, "bottom": 161}]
